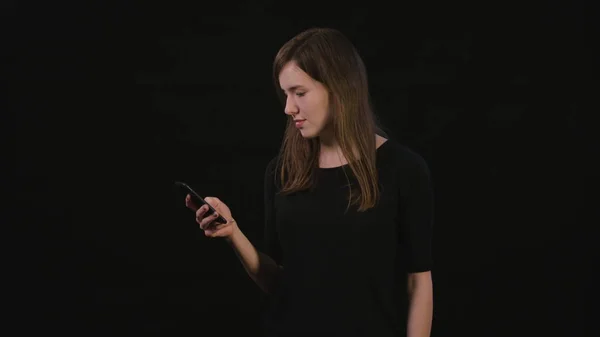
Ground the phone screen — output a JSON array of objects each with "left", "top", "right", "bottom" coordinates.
[{"left": 174, "top": 181, "right": 228, "bottom": 224}]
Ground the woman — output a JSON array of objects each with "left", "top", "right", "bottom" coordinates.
[{"left": 186, "top": 27, "right": 434, "bottom": 337}]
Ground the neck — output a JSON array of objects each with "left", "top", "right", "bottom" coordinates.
[{"left": 318, "top": 128, "right": 340, "bottom": 155}]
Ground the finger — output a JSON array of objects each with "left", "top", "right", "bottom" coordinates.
[
  {"left": 210, "top": 222, "right": 229, "bottom": 231},
  {"left": 204, "top": 222, "right": 227, "bottom": 234},
  {"left": 206, "top": 224, "right": 230, "bottom": 238},
  {"left": 205, "top": 224, "right": 226, "bottom": 237},
  {"left": 195, "top": 205, "right": 209, "bottom": 220},
  {"left": 199, "top": 212, "right": 220, "bottom": 230}
]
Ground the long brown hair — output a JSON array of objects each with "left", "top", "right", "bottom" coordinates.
[{"left": 272, "top": 27, "right": 389, "bottom": 213}]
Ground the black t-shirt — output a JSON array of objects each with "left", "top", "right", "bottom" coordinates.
[{"left": 261, "top": 139, "right": 434, "bottom": 337}]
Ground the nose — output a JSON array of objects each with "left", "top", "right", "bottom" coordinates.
[{"left": 284, "top": 95, "right": 298, "bottom": 116}]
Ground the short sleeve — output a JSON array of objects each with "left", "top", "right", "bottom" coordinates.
[
  {"left": 263, "top": 156, "right": 283, "bottom": 266},
  {"left": 397, "top": 148, "right": 434, "bottom": 273}
]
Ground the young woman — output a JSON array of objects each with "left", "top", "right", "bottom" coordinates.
[{"left": 186, "top": 27, "right": 434, "bottom": 337}]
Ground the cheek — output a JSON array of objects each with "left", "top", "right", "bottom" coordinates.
[
  {"left": 309, "top": 97, "right": 329, "bottom": 118},
  {"left": 316, "top": 97, "right": 330, "bottom": 121}
]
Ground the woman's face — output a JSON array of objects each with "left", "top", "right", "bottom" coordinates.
[{"left": 279, "top": 61, "right": 331, "bottom": 139}]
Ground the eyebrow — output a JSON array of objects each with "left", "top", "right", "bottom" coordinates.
[{"left": 281, "top": 85, "right": 307, "bottom": 92}]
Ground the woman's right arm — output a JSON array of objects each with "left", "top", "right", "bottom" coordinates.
[{"left": 226, "top": 226, "right": 282, "bottom": 294}]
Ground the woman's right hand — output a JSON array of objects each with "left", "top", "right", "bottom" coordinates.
[{"left": 185, "top": 194, "right": 238, "bottom": 239}]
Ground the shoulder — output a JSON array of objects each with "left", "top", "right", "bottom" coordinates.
[
  {"left": 264, "top": 155, "right": 282, "bottom": 190},
  {"left": 382, "top": 140, "right": 434, "bottom": 199},
  {"left": 382, "top": 139, "right": 431, "bottom": 175},
  {"left": 265, "top": 155, "right": 280, "bottom": 177}
]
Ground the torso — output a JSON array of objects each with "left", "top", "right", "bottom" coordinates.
[{"left": 263, "top": 137, "right": 433, "bottom": 336}]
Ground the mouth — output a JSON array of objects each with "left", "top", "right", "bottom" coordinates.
[{"left": 294, "top": 119, "right": 306, "bottom": 128}]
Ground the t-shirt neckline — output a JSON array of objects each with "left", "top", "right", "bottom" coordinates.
[{"left": 317, "top": 139, "right": 390, "bottom": 171}]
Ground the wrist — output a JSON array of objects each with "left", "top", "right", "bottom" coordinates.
[{"left": 225, "top": 222, "right": 241, "bottom": 243}]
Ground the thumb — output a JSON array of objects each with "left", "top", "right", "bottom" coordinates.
[
  {"left": 185, "top": 194, "right": 198, "bottom": 210},
  {"left": 204, "top": 196, "right": 221, "bottom": 210}
]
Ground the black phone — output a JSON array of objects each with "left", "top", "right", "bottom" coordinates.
[{"left": 174, "top": 181, "right": 228, "bottom": 224}]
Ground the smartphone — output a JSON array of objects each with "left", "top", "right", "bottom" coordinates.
[{"left": 174, "top": 181, "right": 228, "bottom": 224}]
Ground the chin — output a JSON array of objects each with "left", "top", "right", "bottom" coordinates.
[{"left": 299, "top": 129, "right": 319, "bottom": 139}]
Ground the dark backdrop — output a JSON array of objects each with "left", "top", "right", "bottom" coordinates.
[{"left": 10, "top": 0, "right": 593, "bottom": 336}]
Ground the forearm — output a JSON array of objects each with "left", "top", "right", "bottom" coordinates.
[
  {"left": 407, "top": 272, "right": 433, "bottom": 337},
  {"left": 226, "top": 226, "right": 282, "bottom": 294}
]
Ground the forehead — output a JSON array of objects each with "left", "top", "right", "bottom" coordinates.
[{"left": 279, "top": 62, "right": 314, "bottom": 90}]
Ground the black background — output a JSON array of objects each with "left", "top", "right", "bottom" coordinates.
[{"left": 9, "top": 0, "right": 594, "bottom": 336}]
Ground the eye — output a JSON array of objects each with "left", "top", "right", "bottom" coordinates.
[{"left": 296, "top": 92, "right": 306, "bottom": 97}]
